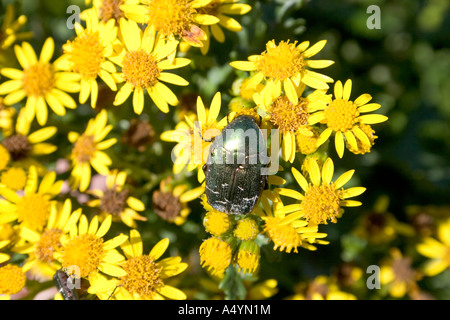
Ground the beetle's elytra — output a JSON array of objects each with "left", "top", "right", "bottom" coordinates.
[{"left": 203, "top": 115, "right": 269, "bottom": 215}]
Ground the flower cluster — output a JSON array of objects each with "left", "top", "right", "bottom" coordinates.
[{"left": 7, "top": 0, "right": 445, "bottom": 302}]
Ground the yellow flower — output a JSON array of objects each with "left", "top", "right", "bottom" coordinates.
[
  {"left": 199, "top": 236, "right": 233, "bottom": 276},
  {"left": 121, "top": 0, "right": 218, "bottom": 47},
  {"left": 54, "top": 214, "right": 128, "bottom": 281},
  {"left": 278, "top": 157, "right": 365, "bottom": 225},
  {"left": 353, "top": 195, "right": 414, "bottom": 245},
  {"left": 55, "top": 8, "right": 118, "bottom": 108},
  {"left": 0, "top": 264, "right": 26, "bottom": 298},
  {"left": 1, "top": 108, "right": 57, "bottom": 163},
  {"left": 110, "top": 19, "right": 190, "bottom": 114},
  {"left": 233, "top": 217, "right": 259, "bottom": 241},
  {"left": 234, "top": 240, "right": 260, "bottom": 274},
  {"left": 258, "top": 191, "right": 328, "bottom": 253},
  {"left": 152, "top": 177, "right": 204, "bottom": 225},
  {"left": 160, "top": 92, "right": 226, "bottom": 182},
  {"left": 0, "top": 38, "right": 80, "bottom": 126},
  {"left": 416, "top": 218, "right": 450, "bottom": 276},
  {"left": 12, "top": 199, "right": 82, "bottom": 280},
  {"left": 230, "top": 39, "right": 334, "bottom": 107},
  {"left": 89, "top": 230, "right": 188, "bottom": 300},
  {"left": 68, "top": 109, "right": 117, "bottom": 192},
  {"left": 203, "top": 208, "right": 232, "bottom": 236},
  {"left": 194, "top": 0, "right": 252, "bottom": 54},
  {"left": 87, "top": 169, "right": 147, "bottom": 228},
  {"left": 287, "top": 275, "right": 357, "bottom": 300},
  {"left": 308, "top": 79, "right": 388, "bottom": 158},
  {"left": 380, "top": 248, "right": 420, "bottom": 298},
  {"left": 254, "top": 85, "right": 331, "bottom": 163},
  {"left": 0, "top": 4, "right": 32, "bottom": 51},
  {"left": 0, "top": 165, "right": 62, "bottom": 232},
  {"left": 247, "top": 279, "right": 278, "bottom": 300}
]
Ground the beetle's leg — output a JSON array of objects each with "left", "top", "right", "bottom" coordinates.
[{"left": 196, "top": 121, "right": 215, "bottom": 142}]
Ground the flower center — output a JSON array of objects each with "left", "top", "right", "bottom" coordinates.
[
  {"left": 255, "top": 41, "right": 305, "bottom": 81},
  {"left": 263, "top": 216, "right": 301, "bottom": 253},
  {"left": 152, "top": 190, "right": 182, "bottom": 221},
  {"left": 122, "top": 49, "right": 160, "bottom": 88},
  {"left": 325, "top": 99, "right": 359, "bottom": 132},
  {"left": 35, "top": 228, "right": 63, "bottom": 263},
  {"left": 99, "top": 0, "right": 125, "bottom": 22},
  {"left": 1, "top": 167, "right": 27, "bottom": 191},
  {"left": 300, "top": 183, "right": 343, "bottom": 224},
  {"left": 268, "top": 96, "right": 309, "bottom": 133},
  {"left": 22, "top": 62, "right": 55, "bottom": 96},
  {"left": 392, "top": 257, "right": 415, "bottom": 283},
  {"left": 234, "top": 218, "right": 259, "bottom": 241},
  {"left": 364, "top": 212, "right": 387, "bottom": 235},
  {"left": 122, "top": 119, "right": 156, "bottom": 151},
  {"left": 0, "top": 265, "right": 26, "bottom": 295},
  {"left": 120, "top": 255, "right": 164, "bottom": 299},
  {"left": 1, "top": 134, "right": 31, "bottom": 161},
  {"left": 72, "top": 135, "right": 96, "bottom": 163},
  {"left": 203, "top": 210, "right": 231, "bottom": 236},
  {"left": 100, "top": 188, "right": 129, "bottom": 215},
  {"left": 145, "top": 0, "right": 195, "bottom": 37},
  {"left": 17, "top": 194, "right": 51, "bottom": 231},
  {"left": 60, "top": 233, "right": 105, "bottom": 278},
  {"left": 199, "top": 237, "right": 232, "bottom": 275},
  {"left": 67, "top": 31, "right": 105, "bottom": 80}
]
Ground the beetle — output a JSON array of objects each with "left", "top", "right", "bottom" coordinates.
[
  {"left": 202, "top": 115, "right": 269, "bottom": 215},
  {"left": 53, "top": 269, "right": 78, "bottom": 300}
]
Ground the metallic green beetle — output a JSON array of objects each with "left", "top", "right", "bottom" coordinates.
[{"left": 203, "top": 115, "right": 269, "bottom": 215}]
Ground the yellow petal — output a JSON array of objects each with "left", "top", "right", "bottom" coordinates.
[
  {"left": 291, "top": 167, "right": 309, "bottom": 193},
  {"left": 96, "top": 214, "right": 112, "bottom": 238},
  {"left": 335, "top": 170, "right": 355, "bottom": 189},
  {"left": 229, "top": 60, "right": 255, "bottom": 71},
  {"left": 158, "top": 285, "right": 187, "bottom": 300},
  {"left": 149, "top": 238, "right": 169, "bottom": 260},
  {"left": 103, "top": 234, "right": 129, "bottom": 250},
  {"left": 28, "top": 126, "right": 57, "bottom": 144},
  {"left": 334, "top": 131, "right": 345, "bottom": 158},
  {"left": 343, "top": 79, "right": 352, "bottom": 100},
  {"left": 357, "top": 114, "right": 388, "bottom": 125},
  {"left": 354, "top": 93, "right": 372, "bottom": 106},
  {"left": 303, "top": 40, "right": 327, "bottom": 58},
  {"left": 40, "top": 37, "right": 54, "bottom": 63},
  {"left": 208, "top": 92, "right": 221, "bottom": 123},
  {"left": 158, "top": 72, "right": 189, "bottom": 86},
  {"left": 284, "top": 78, "right": 298, "bottom": 105},
  {"left": 321, "top": 158, "right": 334, "bottom": 184}
]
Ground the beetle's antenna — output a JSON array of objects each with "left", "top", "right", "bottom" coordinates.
[{"left": 196, "top": 121, "right": 214, "bottom": 142}]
